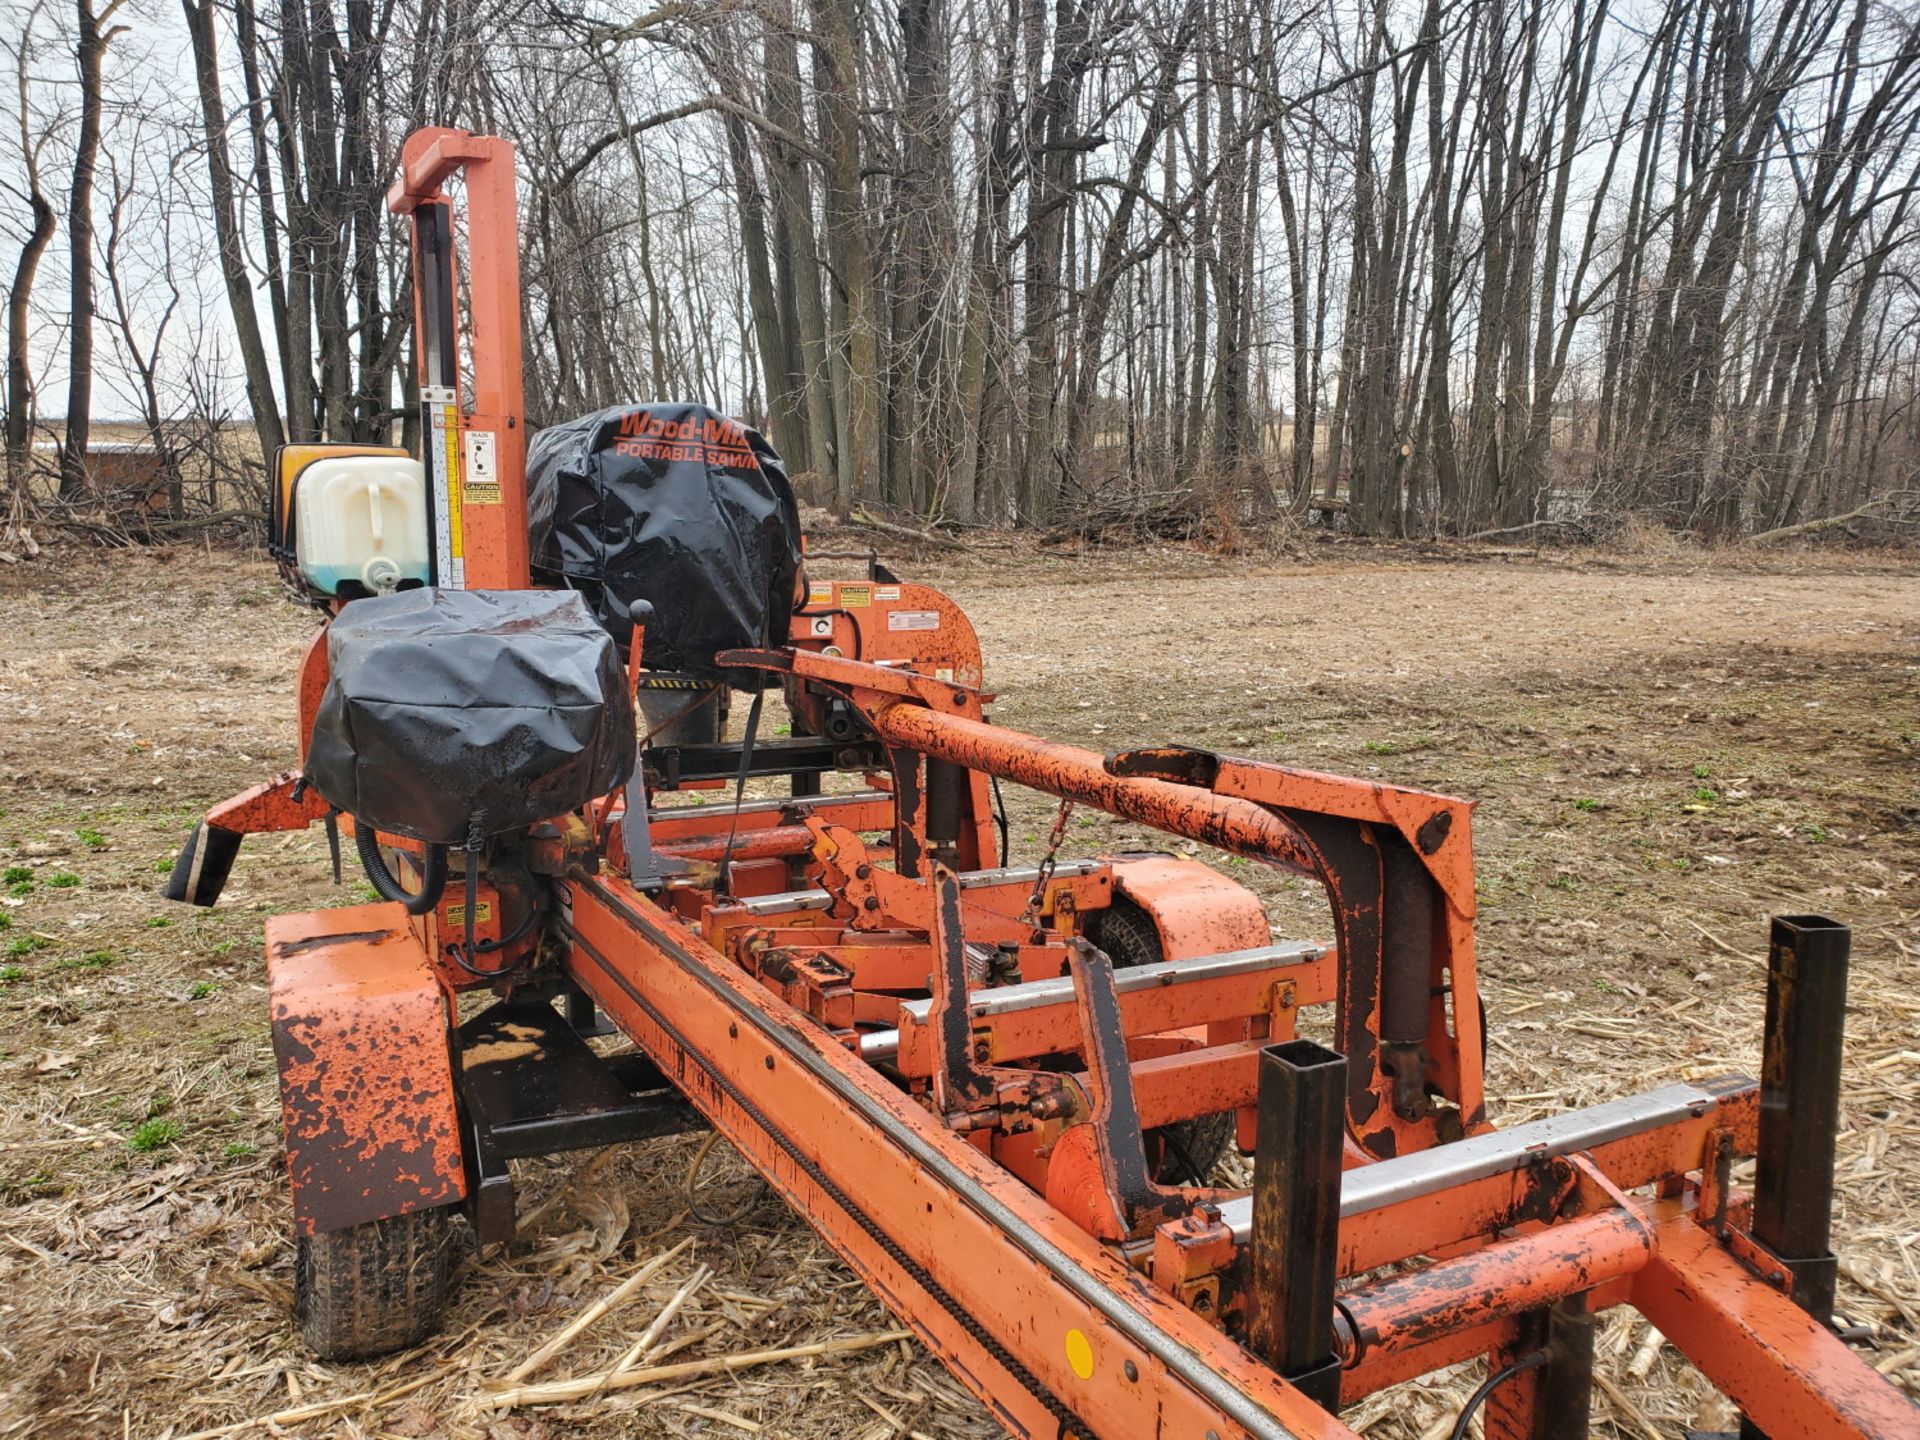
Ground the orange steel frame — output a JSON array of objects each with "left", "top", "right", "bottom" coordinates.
[{"left": 185, "top": 129, "right": 1916, "bottom": 1440}]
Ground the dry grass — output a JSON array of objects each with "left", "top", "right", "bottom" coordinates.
[{"left": 0, "top": 536, "right": 1915, "bottom": 1438}]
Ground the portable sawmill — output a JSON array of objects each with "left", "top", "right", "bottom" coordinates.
[{"left": 164, "top": 129, "right": 1918, "bottom": 1439}]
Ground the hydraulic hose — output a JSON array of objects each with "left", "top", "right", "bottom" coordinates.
[
  {"left": 354, "top": 823, "right": 448, "bottom": 916},
  {"left": 1449, "top": 1348, "right": 1551, "bottom": 1440}
]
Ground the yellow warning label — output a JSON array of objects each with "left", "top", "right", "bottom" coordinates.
[
  {"left": 840, "top": 583, "right": 872, "bottom": 608},
  {"left": 445, "top": 900, "right": 493, "bottom": 927}
]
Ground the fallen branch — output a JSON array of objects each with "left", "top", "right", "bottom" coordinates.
[
  {"left": 1463, "top": 516, "right": 1589, "bottom": 542},
  {"left": 501, "top": 1236, "right": 694, "bottom": 1384},
  {"left": 477, "top": 1327, "right": 912, "bottom": 1409},
  {"left": 846, "top": 509, "right": 971, "bottom": 552},
  {"left": 1747, "top": 499, "right": 1887, "bottom": 544}
]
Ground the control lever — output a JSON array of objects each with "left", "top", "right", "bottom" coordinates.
[{"left": 619, "top": 598, "right": 687, "bottom": 889}]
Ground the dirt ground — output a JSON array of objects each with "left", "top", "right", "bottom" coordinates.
[{"left": 0, "top": 536, "right": 1916, "bottom": 1440}]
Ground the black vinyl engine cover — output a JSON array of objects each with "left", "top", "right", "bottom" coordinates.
[
  {"left": 527, "top": 402, "right": 802, "bottom": 687},
  {"left": 305, "top": 588, "right": 635, "bottom": 846}
]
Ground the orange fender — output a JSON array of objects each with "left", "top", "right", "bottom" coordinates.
[
  {"left": 1106, "top": 853, "right": 1270, "bottom": 960},
  {"left": 266, "top": 902, "right": 466, "bottom": 1234}
]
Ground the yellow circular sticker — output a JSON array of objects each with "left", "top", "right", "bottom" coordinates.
[{"left": 1064, "top": 1328, "right": 1095, "bottom": 1380}]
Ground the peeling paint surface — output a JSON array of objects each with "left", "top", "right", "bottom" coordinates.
[{"left": 266, "top": 900, "right": 465, "bottom": 1234}]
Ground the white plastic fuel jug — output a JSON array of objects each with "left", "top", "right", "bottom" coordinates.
[{"left": 294, "top": 454, "right": 430, "bottom": 596}]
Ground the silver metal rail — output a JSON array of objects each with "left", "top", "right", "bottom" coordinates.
[
  {"left": 1217, "top": 1080, "right": 1725, "bottom": 1239},
  {"left": 857, "top": 940, "right": 1328, "bottom": 1062},
  {"left": 732, "top": 858, "right": 1108, "bottom": 918}
]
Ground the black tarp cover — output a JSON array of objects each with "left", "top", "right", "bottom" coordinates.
[
  {"left": 527, "top": 402, "right": 802, "bottom": 686},
  {"left": 306, "top": 588, "right": 635, "bottom": 845}
]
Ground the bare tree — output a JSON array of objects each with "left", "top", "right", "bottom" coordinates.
[
  {"left": 3, "top": 0, "right": 59, "bottom": 508},
  {"left": 57, "top": 0, "right": 127, "bottom": 501}
]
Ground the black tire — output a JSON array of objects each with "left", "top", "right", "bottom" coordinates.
[
  {"left": 1084, "top": 900, "right": 1238, "bottom": 1185},
  {"left": 293, "top": 1206, "right": 456, "bottom": 1360}
]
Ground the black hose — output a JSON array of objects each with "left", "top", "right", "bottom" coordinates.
[
  {"left": 445, "top": 843, "right": 542, "bottom": 979},
  {"left": 355, "top": 824, "right": 448, "bottom": 916},
  {"left": 713, "top": 684, "right": 766, "bottom": 897},
  {"left": 1449, "top": 1348, "right": 1552, "bottom": 1440}
]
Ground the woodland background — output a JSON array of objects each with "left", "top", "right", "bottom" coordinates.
[{"left": 4, "top": 0, "right": 1920, "bottom": 542}]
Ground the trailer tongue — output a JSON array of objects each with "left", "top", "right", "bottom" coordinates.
[{"left": 169, "top": 127, "right": 1917, "bottom": 1438}]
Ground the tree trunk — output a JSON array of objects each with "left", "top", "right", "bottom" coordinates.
[
  {"left": 60, "top": 0, "right": 115, "bottom": 502},
  {"left": 5, "top": 12, "right": 56, "bottom": 505},
  {"left": 182, "top": 0, "right": 286, "bottom": 461}
]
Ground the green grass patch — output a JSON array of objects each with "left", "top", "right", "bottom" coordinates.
[
  {"left": 146, "top": 915, "right": 173, "bottom": 928},
  {"left": 0, "top": 965, "right": 24, "bottom": 984},
  {"left": 6, "top": 935, "right": 51, "bottom": 956},
  {"left": 1362, "top": 740, "right": 1396, "bottom": 755},
  {"left": 55, "top": 951, "right": 117, "bottom": 971},
  {"left": 1572, "top": 798, "right": 1599, "bottom": 812},
  {"left": 76, "top": 829, "right": 107, "bottom": 849},
  {"left": 2, "top": 867, "right": 32, "bottom": 884},
  {"left": 127, "top": 1118, "right": 181, "bottom": 1152},
  {"left": 188, "top": 980, "right": 218, "bottom": 1000},
  {"left": 47, "top": 872, "right": 79, "bottom": 889},
  {"left": 223, "top": 1141, "right": 257, "bottom": 1159},
  {"left": 151, "top": 858, "right": 174, "bottom": 874},
  {"left": 7, "top": 881, "right": 33, "bottom": 898}
]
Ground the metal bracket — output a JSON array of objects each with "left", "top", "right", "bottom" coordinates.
[
  {"left": 1061, "top": 938, "right": 1222, "bottom": 1239},
  {"left": 622, "top": 777, "right": 691, "bottom": 890}
]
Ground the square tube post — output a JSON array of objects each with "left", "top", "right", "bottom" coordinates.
[
  {"left": 1740, "top": 914, "right": 1850, "bottom": 1440},
  {"left": 1248, "top": 1038, "right": 1346, "bottom": 1411},
  {"left": 1753, "top": 914, "right": 1850, "bottom": 1320}
]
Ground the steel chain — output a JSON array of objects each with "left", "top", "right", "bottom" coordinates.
[{"left": 1019, "top": 797, "right": 1076, "bottom": 928}]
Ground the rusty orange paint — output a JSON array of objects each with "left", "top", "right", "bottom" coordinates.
[
  {"left": 561, "top": 873, "right": 1362, "bottom": 1440},
  {"left": 226, "top": 125, "right": 1913, "bottom": 1432},
  {"left": 388, "top": 129, "right": 529, "bottom": 592},
  {"left": 802, "top": 689, "right": 1486, "bottom": 1160},
  {"left": 205, "top": 771, "right": 331, "bottom": 835},
  {"left": 650, "top": 792, "right": 895, "bottom": 846},
  {"left": 791, "top": 580, "right": 987, "bottom": 690},
  {"left": 1336, "top": 1207, "right": 1653, "bottom": 1365},
  {"left": 869, "top": 701, "right": 1323, "bottom": 874},
  {"left": 893, "top": 949, "right": 1333, "bottom": 1076},
  {"left": 1634, "top": 1209, "right": 1920, "bottom": 1438},
  {"left": 266, "top": 902, "right": 464, "bottom": 1234},
  {"left": 296, "top": 627, "right": 329, "bottom": 764},
  {"left": 1100, "top": 740, "right": 1490, "bottom": 1159},
  {"left": 1108, "top": 852, "right": 1271, "bottom": 959}
]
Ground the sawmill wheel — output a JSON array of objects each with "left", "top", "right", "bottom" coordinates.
[
  {"left": 293, "top": 1205, "right": 456, "bottom": 1360},
  {"left": 1084, "top": 899, "right": 1237, "bottom": 1184}
]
